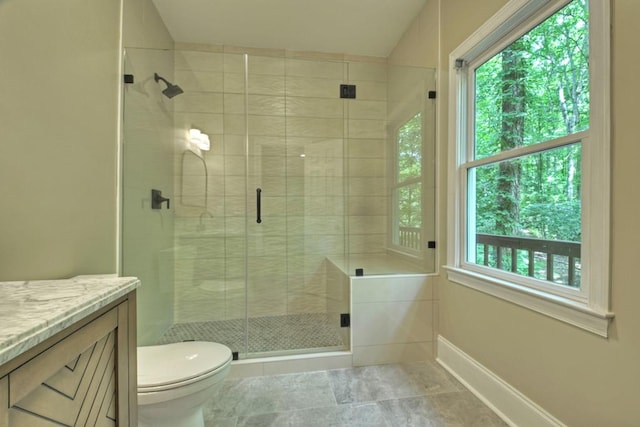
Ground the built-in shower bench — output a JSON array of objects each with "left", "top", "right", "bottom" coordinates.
[{"left": 326, "top": 255, "right": 436, "bottom": 366}]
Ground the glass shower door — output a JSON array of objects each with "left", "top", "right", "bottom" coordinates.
[
  {"left": 245, "top": 56, "right": 349, "bottom": 357},
  {"left": 169, "top": 49, "right": 249, "bottom": 355}
]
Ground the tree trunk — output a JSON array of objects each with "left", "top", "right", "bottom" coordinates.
[{"left": 496, "top": 40, "right": 526, "bottom": 235}]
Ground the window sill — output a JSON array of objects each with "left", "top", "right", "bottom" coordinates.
[{"left": 444, "top": 266, "right": 614, "bottom": 337}]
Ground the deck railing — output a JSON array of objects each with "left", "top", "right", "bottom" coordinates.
[
  {"left": 399, "top": 226, "right": 421, "bottom": 251},
  {"left": 475, "top": 233, "right": 581, "bottom": 287}
]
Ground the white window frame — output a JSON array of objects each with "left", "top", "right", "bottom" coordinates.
[{"left": 446, "top": 0, "right": 613, "bottom": 337}]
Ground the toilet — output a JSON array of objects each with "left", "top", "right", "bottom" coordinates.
[{"left": 137, "top": 341, "right": 232, "bottom": 427}]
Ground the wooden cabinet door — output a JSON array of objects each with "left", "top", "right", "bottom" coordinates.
[{"left": 0, "top": 301, "right": 134, "bottom": 427}]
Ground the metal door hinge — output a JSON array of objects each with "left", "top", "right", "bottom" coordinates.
[
  {"left": 340, "top": 313, "right": 350, "bottom": 328},
  {"left": 340, "top": 84, "right": 356, "bottom": 99}
]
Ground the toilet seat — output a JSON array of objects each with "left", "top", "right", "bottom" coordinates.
[{"left": 138, "top": 341, "right": 232, "bottom": 393}]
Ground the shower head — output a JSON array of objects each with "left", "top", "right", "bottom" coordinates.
[{"left": 154, "top": 73, "right": 184, "bottom": 99}]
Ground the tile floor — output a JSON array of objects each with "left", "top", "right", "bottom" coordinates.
[{"left": 203, "top": 360, "right": 508, "bottom": 426}]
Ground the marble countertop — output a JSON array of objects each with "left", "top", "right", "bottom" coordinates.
[{"left": 0, "top": 274, "right": 140, "bottom": 366}]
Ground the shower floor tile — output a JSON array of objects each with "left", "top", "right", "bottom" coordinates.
[{"left": 158, "top": 312, "right": 345, "bottom": 354}]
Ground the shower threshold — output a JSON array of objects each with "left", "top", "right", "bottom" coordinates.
[{"left": 158, "top": 312, "right": 347, "bottom": 357}]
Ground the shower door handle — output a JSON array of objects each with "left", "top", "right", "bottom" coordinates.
[{"left": 256, "top": 188, "right": 262, "bottom": 223}]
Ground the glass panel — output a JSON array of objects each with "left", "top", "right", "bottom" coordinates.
[
  {"left": 474, "top": 0, "right": 589, "bottom": 159},
  {"left": 123, "top": 47, "right": 251, "bottom": 354},
  {"left": 393, "top": 182, "right": 422, "bottom": 251},
  {"left": 121, "top": 48, "right": 177, "bottom": 346},
  {"left": 468, "top": 143, "right": 582, "bottom": 288},
  {"left": 347, "top": 64, "right": 435, "bottom": 275},
  {"left": 391, "top": 111, "right": 424, "bottom": 255},
  {"left": 397, "top": 113, "right": 422, "bottom": 182}
]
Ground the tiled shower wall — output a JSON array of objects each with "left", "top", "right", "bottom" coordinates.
[{"left": 172, "top": 45, "right": 388, "bottom": 323}]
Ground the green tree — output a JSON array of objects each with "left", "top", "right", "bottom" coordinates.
[
  {"left": 474, "top": 0, "right": 588, "bottom": 243},
  {"left": 496, "top": 38, "right": 527, "bottom": 235},
  {"left": 397, "top": 113, "right": 422, "bottom": 228}
]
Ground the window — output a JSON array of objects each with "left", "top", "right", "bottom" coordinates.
[
  {"left": 392, "top": 113, "right": 423, "bottom": 254},
  {"left": 447, "top": 0, "right": 612, "bottom": 336}
]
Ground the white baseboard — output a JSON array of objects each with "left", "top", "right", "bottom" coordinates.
[{"left": 436, "top": 336, "right": 565, "bottom": 427}]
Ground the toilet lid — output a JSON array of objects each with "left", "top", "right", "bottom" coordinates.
[{"left": 138, "top": 341, "right": 232, "bottom": 388}]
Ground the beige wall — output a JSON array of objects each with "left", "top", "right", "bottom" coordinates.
[
  {"left": 388, "top": 0, "right": 440, "bottom": 67},
  {"left": 123, "top": 0, "right": 174, "bottom": 50},
  {"left": 390, "top": 0, "right": 640, "bottom": 424},
  {"left": 0, "top": 0, "right": 122, "bottom": 281}
]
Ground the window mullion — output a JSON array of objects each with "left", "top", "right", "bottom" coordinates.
[
  {"left": 393, "top": 176, "right": 422, "bottom": 189},
  {"left": 465, "top": 131, "right": 588, "bottom": 169}
]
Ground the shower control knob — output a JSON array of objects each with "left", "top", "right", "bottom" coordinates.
[{"left": 151, "top": 189, "right": 170, "bottom": 209}]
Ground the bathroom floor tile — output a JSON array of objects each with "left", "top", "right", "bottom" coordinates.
[
  {"left": 428, "top": 391, "right": 509, "bottom": 426},
  {"left": 205, "top": 371, "right": 337, "bottom": 419},
  {"left": 401, "top": 360, "right": 466, "bottom": 395},
  {"left": 205, "top": 416, "right": 238, "bottom": 427},
  {"left": 327, "top": 361, "right": 461, "bottom": 405},
  {"left": 377, "top": 396, "right": 445, "bottom": 426},
  {"left": 236, "top": 403, "right": 389, "bottom": 427},
  {"left": 204, "top": 360, "right": 506, "bottom": 426}
]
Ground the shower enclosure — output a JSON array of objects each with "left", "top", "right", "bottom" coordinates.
[{"left": 121, "top": 45, "right": 435, "bottom": 359}]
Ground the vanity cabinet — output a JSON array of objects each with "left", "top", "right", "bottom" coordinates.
[{"left": 0, "top": 292, "right": 137, "bottom": 427}]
